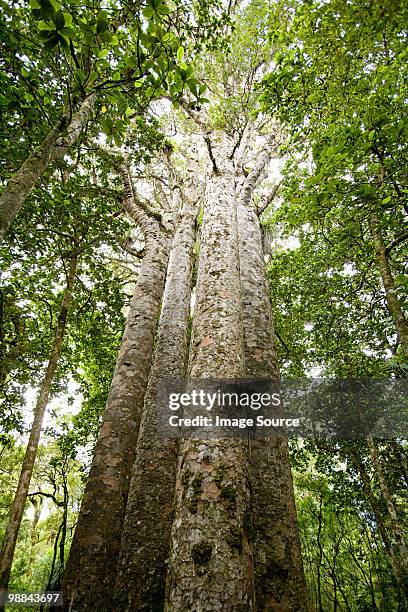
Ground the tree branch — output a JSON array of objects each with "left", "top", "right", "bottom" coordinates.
[{"left": 257, "top": 178, "right": 283, "bottom": 216}]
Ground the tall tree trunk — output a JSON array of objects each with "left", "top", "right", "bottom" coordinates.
[
  {"left": 165, "top": 141, "right": 255, "bottom": 611},
  {"left": 367, "top": 435, "right": 408, "bottom": 572},
  {"left": 0, "top": 252, "right": 78, "bottom": 593},
  {"left": 62, "top": 171, "right": 174, "bottom": 611},
  {"left": 347, "top": 445, "right": 408, "bottom": 603},
  {"left": 114, "top": 183, "right": 199, "bottom": 611},
  {"left": 0, "top": 94, "right": 96, "bottom": 239},
  {"left": 369, "top": 210, "right": 408, "bottom": 354},
  {"left": 237, "top": 182, "right": 311, "bottom": 611}
]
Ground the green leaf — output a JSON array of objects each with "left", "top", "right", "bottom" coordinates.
[
  {"left": 63, "top": 12, "right": 73, "bottom": 27},
  {"left": 142, "top": 6, "right": 154, "bottom": 19},
  {"left": 157, "top": 4, "right": 170, "bottom": 15},
  {"left": 96, "top": 10, "right": 108, "bottom": 34},
  {"left": 74, "top": 68, "right": 86, "bottom": 83},
  {"left": 125, "top": 54, "right": 137, "bottom": 68},
  {"left": 177, "top": 46, "right": 184, "bottom": 63},
  {"left": 38, "top": 20, "right": 54, "bottom": 31},
  {"left": 59, "top": 33, "right": 70, "bottom": 48}
]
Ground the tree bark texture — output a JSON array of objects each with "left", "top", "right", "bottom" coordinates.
[
  {"left": 0, "top": 94, "right": 96, "bottom": 239},
  {"left": 0, "top": 252, "right": 78, "bottom": 593},
  {"left": 369, "top": 211, "right": 408, "bottom": 354},
  {"left": 114, "top": 182, "right": 199, "bottom": 611},
  {"left": 165, "top": 141, "right": 255, "bottom": 612},
  {"left": 237, "top": 189, "right": 311, "bottom": 611},
  {"left": 62, "top": 170, "right": 174, "bottom": 611}
]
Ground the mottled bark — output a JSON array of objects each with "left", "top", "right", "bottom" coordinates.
[
  {"left": 62, "top": 167, "right": 174, "bottom": 612},
  {"left": 114, "top": 184, "right": 199, "bottom": 611},
  {"left": 0, "top": 252, "right": 77, "bottom": 592},
  {"left": 369, "top": 211, "right": 408, "bottom": 354},
  {"left": 0, "top": 94, "right": 96, "bottom": 239},
  {"left": 165, "top": 142, "right": 255, "bottom": 612},
  {"left": 237, "top": 176, "right": 310, "bottom": 611}
]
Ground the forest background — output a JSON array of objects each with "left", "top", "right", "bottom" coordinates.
[{"left": 0, "top": 0, "right": 407, "bottom": 610}]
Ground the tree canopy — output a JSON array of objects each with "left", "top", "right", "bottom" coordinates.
[{"left": 0, "top": 1, "right": 407, "bottom": 610}]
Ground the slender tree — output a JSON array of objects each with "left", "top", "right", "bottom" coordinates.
[
  {"left": 368, "top": 210, "right": 408, "bottom": 354},
  {"left": 0, "top": 0, "right": 214, "bottom": 238},
  {"left": 0, "top": 248, "right": 78, "bottom": 592},
  {"left": 0, "top": 95, "right": 96, "bottom": 239}
]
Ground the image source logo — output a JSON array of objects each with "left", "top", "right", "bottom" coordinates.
[{"left": 154, "top": 378, "right": 408, "bottom": 439}]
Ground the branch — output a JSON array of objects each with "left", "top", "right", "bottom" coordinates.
[
  {"left": 242, "top": 134, "right": 280, "bottom": 204},
  {"left": 257, "top": 178, "right": 284, "bottom": 216},
  {"left": 120, "top": 238, "right": 145, "bottom": 259},
  {"left": 28, "top": 491, "right": 64, "bottom": 507},
  {"left": 175, "top": 97, "right": 219, "bottom": 173},
  {"left": 117, "top": 162, "right": 155, "bottom": 238},
  {"left": 275, "top": 330, "right": 290, "bottom": 359},
  {"left": 204, "top": 135, "right": 219, "bottom": 174},
  {"left": 385, "top": 230, "right": 408, "bottom": 255}
]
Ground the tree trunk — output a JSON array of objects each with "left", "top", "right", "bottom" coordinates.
[
  {"left": 165, "top": 141, "right": 255, "bottom": 611},
  {"left": 27, "top": 496, "right": 42, "bottom": 576},
  {"left": 0, "top": 94, "right": 96, "bottom": 239},
  {"left": 114, "top": 182, "right": 199, "bottom": 611},
  {"left": 369, "top": 210, "right": 408, "bottom": 354},
  {"left": 367, "top": 435, "right": 408, "bottom": 573},
  {"left": 62, "top": 174, "right": 174, "bottom": 611},
  {"left": 0, "top": 252, "right": 78, "bottom": 593},
  {"left": 237, "top": 183, "right": 311, "bottom": 611},
  {"left": 347, "top": 445, "right": 408, "bottom": 603}
]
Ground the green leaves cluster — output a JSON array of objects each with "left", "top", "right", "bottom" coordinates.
[{"left": 261, "top": 0, "right": 408, "bottom": 374}]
